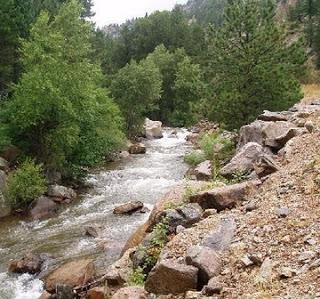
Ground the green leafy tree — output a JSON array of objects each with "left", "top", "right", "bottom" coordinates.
[
  {"left": 207, "top": 0, "right": 306, "bottom": 129},
  {"left": 0, "top": 0, "right": 124, "bottom": 177},
  {"left": 110, "top": 59, "right": 162, "bottom": 136}
]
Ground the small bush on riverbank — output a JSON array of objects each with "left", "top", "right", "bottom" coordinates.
[
  {"left": 6, "top": 159, "right": 47, "bottom": 209},
  {"left": 184, "top": 150, "right": 206, "bottom": 166}
]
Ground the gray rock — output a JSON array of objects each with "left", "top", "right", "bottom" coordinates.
[
  {"left": 129, "top": 143, "right": 147, "bottom": 154},
  {"left": 240, "top": 255, "right": 254, "bottom": 267},
  {"left": 298, "top": 251, "right": 317, "bottom": 263},
  {"left": 254, "top": 155, "right": 280, "bottom": 178},
  {"left": 238, "top": 120, "right": 266, "bottom": 148},
  {"left": 256, "top": 258, "right": 273, "bottom": 285},
  {"left": 186, "top": 245, "right": 222, "bottom": 286},
  {"left": 258, "top": 110, "right": 290, "bottom": 122},
  {"left": 0, "top": 170, "right": 7, "bottom": 191},
  {"left": 176, "top": 225, "right": 186, "bottom": 234},
  {"left": 145, "top": 118, "right": 163, "bottom": 139},
  {"left": 113, "top": 201, "right": 144, "bottom": 214},
  {"left": 279, "top": 267, "right": 296, "bottom": 279},
  {"left": 56, "top": 284, "right": 73, "bottom": 299},
  {"left": 194, "top": 160, "right": 212, "bottom": 181},
  {"left": 8, "top": 252, "right": 44, "bottom": 274},
  {"left": 29, "top": 196, "right": 58, "bottom": 220},
  {"left": 0, "top": 157, "right": 9, "bottom": 171},
  {"left": 176, "top": 203, "right": 203, "bottom": 226},
  {"left": 145, "top": 260, "right": 198, "bottom": 295},
  {"left": 201, "top": 218, "right": 236, "bottom": 252},
  {"left": 305, "top": 120, "right": 315, "bottom": 133},
  {"left": 84, "top": 226, "right": 100, "bottom": 238},
  {"left": 202, "top": 277, "right": 223, "bottom": 295},
  {"left": 220, "top": 142, "right": 264, "bottom": 178},
  {"left": 190, "top": 181, "right": 259, "bottom": 211},
  {"left": 112, "top": 287, "right": 148, "bottom": 299},
  {"left": 47, "top": 185, "right": 76, "bottom": 201},
  {"left": 276, "top": 207, "right": 289, "bottom": 218}
]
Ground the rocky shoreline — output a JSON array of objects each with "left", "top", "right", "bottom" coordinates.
[{"left": 4, "top": 102, "right": 320, "bottom": 298}]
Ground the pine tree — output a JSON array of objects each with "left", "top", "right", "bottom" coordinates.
[{"left": 207, "top": 0, "right": 306, "bottom": 129}]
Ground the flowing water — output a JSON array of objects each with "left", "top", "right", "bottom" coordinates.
[{"left": 0, "top": 129, "right": 189, "bottom": 299}]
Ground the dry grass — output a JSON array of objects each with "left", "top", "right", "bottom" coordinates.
[{"left": 302, "top": 84, "right": 320, "bottom": 97}]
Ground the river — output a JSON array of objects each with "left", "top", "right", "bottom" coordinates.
[{"left": 0, "top": 128, "right": 189, "bottom": 299}]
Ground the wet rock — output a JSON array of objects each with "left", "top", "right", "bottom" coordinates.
[
  {"left": 85, "top": 226, "right": 100, "bottom": 238},
  {"left": 201, "top": 218, "right": 236, "bottom": 252},
  {"left": 190, "top": 181, "right": 259, "bottom": 211},
  {"left": 258, "top": 110, "right": 289, "bottom": 122},
  {"left": 220, "top": 142, "right": 264, "bottom": 178},
  {"left": 0, "top": 157, "right": 9, "bottom": 171},
  {"left": 47, "top": 185, "right": 76, "bottom": 202},
  {"left": 202, "top": 277, "right": 223, "bottom": 295},
  {"left": 253, "top": 155, "right": 280, "bottom": 178},
  {"left": 186, "top": 245, "right": 222, "bottom": 286},
  {"left": 238, "top": 120, "right": 266, "bottom": 148},
  {"left": 39, "top": 291, "right": 52, "bottom": 299},
  {"left": 8, "top": 252, "right": 43, "bottom": 274},
  {"left": 145, "top": 260, "right": 198, "bottom": 295},
  {"left": 56, "top": 284, "right": 73, "bottom": 299},
  {"left": 86, "top": 287, "right": 105, "bottom": 299},
  {"left": 128, "top": 143, "right": 146, "bottom": 154},
  {"left": 169, "top": 130, "right": 178, "bottom": 138},
  {"left": 276, "top": 207, "right": 289, "bottom": 218},
  {"left": 45, "top": 259, "right": 95, "bottom": 292},
  {"left": 145, "top": 118, "right": 163, "bottom": 139},
  {"left": 30, "top": 196, "right": 58, "bottom": 220},
  {"left": 119, "top": 151, "right": 130, "bottom": 159},
  {"left": 111, "top": 287, "right": 148, "bottom": 299},
  {"left": 113, "top": 201, "right": 144, "bottom": 215},
  {"left": 194, "top": 160, "right": 212, "bottom": 181},
  {"left": 139, "top": 206, "right": 150, "bottom": 214}
]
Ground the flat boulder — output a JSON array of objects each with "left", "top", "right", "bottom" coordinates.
[
  {"left": 47, "top": 185, "right": 76, "bottom": 202},
  {"left": 186, "top": 245, "right": 222, "bottom": 286},
  {"left": 113, "top": 201, "right": 144, "bottom": 215},
  {"left": 44, "top": 259, "right": 95, "bottom": 292},
  {"left": 129, "top": 143, "right": 146, "bottom": 155},
  {"left": 220, "top": 142, "right": 263, "bottom": 178},
  {"left": 194, "top": 160, "right": 212, "bottom": 181},
  {"left": 145, "top": 118, "right": 163, "bottom": 139},
  {"left": 8, "top": 252, "right": 43, "bottom": 274},
  {"left": 30, "top": 196, "right": 58, "bottom": 220},
  {"left": 238, "top": 120, "right": 266, "bottom": 148},
  {"left": 145, "top": 259, "right": 198, "bottom": 295},
  {"left": 258, "top": 110, "right": 290, "bottom": 122},
  {"left": 111, "top": 287, "right": 148, "bottom": 299},
  {"left": 190, "top": 181, "right": 259, "bottom": 211}
]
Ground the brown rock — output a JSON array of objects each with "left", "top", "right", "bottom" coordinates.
[
  {"left": 238, "top": 120, "right": 266, "bottom": 148},
  {"left": 129, "top": 143, "right": 146, "bottom": 154},
  {"left": 253, "top": 155, "right": 280, "bottom": 178},
  {"left": 113, "top": 201, "right": 144, "bottom": 214},
  {"left": 194, "top": 160, "right": 212, "bottom": 181},
  {"left": 38, "top": 290, "right": 52, "bottom": 299},
  {"left": 86, "top": 287, "right": 105, "bottom": 299},
  {"left": 202, "top": 277, "right": 223, "bottom": 295},
  {"left": 8, "top": 253, "right": 43, "bottom": 274},
  {"left": 145, "top": 260, "right": 198, "bottom": 295},
  {"left": 190, "top": 181, "right": 259, "bottom": 211},
  {"left": 220, "top": 142, "right": 264, "bottom": 178},
  {"left": 85, "top": 226, "right": 100, "bottom": 238},
  {"left": 30, "top": 196, "right": 58, "bottom": 220},
  {"left": 45, "top": 259, "right": 95, "bottom": 292},
  {"left": 47, "top": 185, "right": 76, "bottom": 201},
  {"left": 258, "top": 110, "right": 290, "bottom": 122},
  {"left": 111, "top": 287, "right": 148, "bottom": 299},
  {"left": 186, "top": 245, "right": 222, "bottom": 286}
]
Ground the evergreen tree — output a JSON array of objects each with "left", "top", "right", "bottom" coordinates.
[
  {"left": 0, "top": 0, "right": 124, "bottom": 177},
  {"left": 207, "top": 0, "right": 306, "bottom": 129}
]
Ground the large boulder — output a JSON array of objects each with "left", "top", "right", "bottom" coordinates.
[
  {"left": 44, "top": 259, "right": 95, "bottom": 292},
  {"left": 262, "top": 121, "right": 297, "bottom": 149},
  {"left": 30, "top": 196, "right": 59, "bottom": 220},
  {"left": 129, "top": 143, "right": 146, "bottom": 155},
  {"left": 186, "top": 245, "right": 222, "bottom": 286},
  {"left": 238, "top": 120, "right": 266, "bottom": 148},
  {"left": 0, "top": 171, "right": 10, "bottom": 218},
  {"left": 47, "top": 185, "right": 76, "bottom": 202},
  {"left": 258, "top": 110, "right": 290, "bottom": 122},
  {"left": 8, "top": 253, "right": 44, "bottom": 274},
  {"left": 190, "top": 181, "right": 259, "bottom": 211},
  {"left": 193, "top": 160, "right": 212, "bottom": 181},
  {"left": 145, "top": 260, "right": 198, "bottom": 295},
  {"left": 145, "top": 118, "right": 163, "bottom": 139},
  {"left": 111, "top": 287, "right": 148, "bottom": 299},
  {"left": 113, "top": 201, "right": 144, "bottom": 215},
  {"left": 220, "top": 142, "right": 264, "bottom": 178}
]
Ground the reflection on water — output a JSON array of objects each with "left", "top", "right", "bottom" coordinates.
[{"left": 0, "top": 129, "right": 189, "bottom": 298}]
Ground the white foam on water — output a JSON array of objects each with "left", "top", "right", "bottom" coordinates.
[{"left": 0, "top": 273, "right": 43, "bottom": 299}]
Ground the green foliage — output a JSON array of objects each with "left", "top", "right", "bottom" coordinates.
[
  {"left": 128, "top": 266, "right": 146, "bottom": 286},
  {"left": 184, "top": 150, "right": 206, "bottom": 166},
  {"left": 206, "top": 0, "right": 306, "bottom": 129},
  {"left": 0, "top": 1, "right": 124, "bottom": 178},
  {"left": 110, "top": 59, "right": 162, "bottom": 136},
  {"left": 6, "top": 159, "right": 47, "bottom": 209}
]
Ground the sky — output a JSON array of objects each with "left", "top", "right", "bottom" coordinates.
[{"left": 92, "top": 0, "right": 188, "bottom": 27}]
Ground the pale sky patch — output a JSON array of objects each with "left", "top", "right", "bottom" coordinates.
[{"left": 92, "top": 0, "right": 188, "bottom": 27}]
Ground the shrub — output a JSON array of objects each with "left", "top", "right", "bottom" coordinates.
[
  {"left": 128, "top": 266, "right": 146, "bottom": 286},
  {"left": 6, "top": 159, "right": 47, "bottom": 209},
  {"left": 184, "top": 150, "right": 206, "bottom": 166}
]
